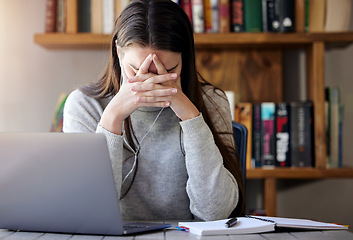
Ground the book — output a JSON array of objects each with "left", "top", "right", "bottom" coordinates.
[
  {"left": 328, "top": 86, "right": 341, "bottom": 168},
  {"left": 204, "top": 0, "right": 213, "bottom": 32},
  {"left": 45, "top": 0, "right": 58, "bottom": 33},
  {"left": 181, "top": 0, "right": 193, "bottom": 25},
  {"left": 244, "top": 0, "right": 262, "bottom": 32},
  {"left": 262, "top": 0, "right": 280, "bottom": 32},
  {"left": 324, "top": 0, "right": 352, "bottom": 32},
  {"left": 77, "top": 0, "right": 91, "bottom": 32},
  {"left": 289, "top": 101, "right": 314, "bottom": 167},
  {"left": 275, "top": 103, "right": 290, "bottom": 167},
  {"left": 178, "top": 215, "right": 348, "bottom": 236},
  {"left": 219, "top": 0, "right": 231, "bottom": 32},
  {"left": 261, "top": 102, "right": 276, "bottom": 168},
  {"left": 235, "top": 103, "right": 253, "bottom": 169},
  {"left": 102, "top": 0, "right": 115, "bottom": 34},
  {"left": 56, "top": 0, "right": 66, "bottom": 32},
  {"left": 91, "top": 0, "right": 102, "bottom": 34},
  {"left": 295, "top": 0, "right": 305, "bottom": 32},
  {"left": 279, "top": 0, "right": 295, "bottom": 32},
  {"left": 325, "top": 87, "right": 331, "bottom": 167},
  {"left": 232, "top": 0, "right": 244, "bottom": 32},
  {"left": 66, "top": 0, "right": 78, "bottom": 33},
  {"left": 308, "top": 0, "right": 325, "bottom": 32},
  {"left": 252, "top": 103, "right": 262, "bottom": 167},
  {"left": 191, "top": 0, "right": 205, "bottom": 33},
  {"left": 211, "top": 0, "right": 219, "bottom": 32}
]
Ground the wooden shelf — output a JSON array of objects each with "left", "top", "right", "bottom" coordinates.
[
  {"left": 34, "top": 32, "right": 353, "bottom": 49},
  {"left": 247, "top": 168, "right": 353, "bottom": 179}
]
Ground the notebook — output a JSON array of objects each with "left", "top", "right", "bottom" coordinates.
[
  {"left": 0, "top": 132, "right": 171, "bottom": 235},
  {"left": 179, "top": 216, "right": 348, "bottom": 236}
]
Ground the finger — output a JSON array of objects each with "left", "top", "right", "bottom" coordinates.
[
  {"left": 131, "top": 84, "right": 178, "bottom": 95},
  {"left": 152, "top": 54, "right": 168, "bottom": 75},
  {"left": 137, "top": 53, "right": 153, "bottom": 75},
  {"left": 137, "top": 101, "right": 171, "bottom": 108},
  {"left": 136, "top": 95, "right": 173, "bottom": 104},
  {"left": 128, "top": 73, "right": 157, "bottom": 83},
  {"left": 144, "top": 73, "right": 178, "bottom": 84}
]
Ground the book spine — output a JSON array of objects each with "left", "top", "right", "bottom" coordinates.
[
  {"left": 45, "top": 0, "right": 58, "bottom": 33},
  {"left": 191, "top": 0, "right": 205, "bottom": 33},
  {"left": 308, "top": 0, "right": 325, "bottom": 32},
  {"left": 181, "top": 0, "right": 194, "bottom": 26},
  {"left": 339, "top": 104, "right": 344, "bottom": 168},
  {"left": 219, "top": 0, "right": 231, "bottom": 33},
  {"left": 66, "top": 0, "right": 78, "bottom": 33},
  {"left": 77, "top": 0, "right": 91, "bottom": 32},
  {"left": 262, "top": 0, "right": 280, "bottom": 32},
  {"left": 235, "top": 103, "right": 253, "bottom": 169},
  {"left": 261, "top": 103, "right": 276, "bottom": 168},
  {"left": 329, "top": 87, "right": 340, "bottom": 168},
  {"left": 305, "top": 0, "right": 309, "bottom": 32},
  {"left": 56, "top": 0, "right": 66, "bottom": 32},
  {"left": 325, "top": 87, "right": 331, "bottom": 167},
  {"left": 91, "top": 0, "right": 102, "bottom": 34},
  {"left": 232, "top": 0, "right": 244, "bottom": 32},
  {"left": 290, "top": 101, "right": 314, "bottom": 167},
  {"left": 275, "top": 103, "right": 290, "bottom": 167},
  {"left": 279, "top": 0, "right": 295, "bottom": 32},
  {"left": 204, "top": 0, "right": 213, "bottom": 32},
  {"left": 252, "top": 103, "right": 262, "bottom": 167},
  {"left": 211, "top": 0, "right": 219, "bottom": 32},
  {"left": 102, "top": 0, "right": 115, "bottom": 34},
  {"left": 295, "top": 0, "right": 305, "bottom": 32},
  {"left": 244, "top": 0, "right": 262, "bottom": 32},
  {"left": 324, "top": 0, "right": 352, "bottom": 32}
]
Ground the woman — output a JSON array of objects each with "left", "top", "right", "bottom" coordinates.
[{"left": 63, "top": 0, "right": 245, "bottom": 221}]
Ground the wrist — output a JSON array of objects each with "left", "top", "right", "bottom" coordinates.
[
  {"left": 179, "top": 107, "right": 200, "bottom": 121},
  {"left": 100, "top": 110, "right": 124, "bottom": 135}
]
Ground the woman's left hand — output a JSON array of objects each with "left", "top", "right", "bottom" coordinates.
[{"left": 129, "top": 54, "right": 200, "bottom": 121}]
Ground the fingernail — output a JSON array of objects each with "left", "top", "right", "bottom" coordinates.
[
  {"left": 171, "top": 73, "right": 177, "bottom": 78},
  {"left": 148, "top": 54, "right": 153, "bottom": 60},
  {"left": 165, "top": 102, "right": 170, "bottom": 107},
  {"left": 172, "top": 89, "right": 177, "bottom": 94}
]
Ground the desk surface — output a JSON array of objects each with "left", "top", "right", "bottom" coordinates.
[{"left": 1, "top": 222, "right": 352, "bottom": 240}]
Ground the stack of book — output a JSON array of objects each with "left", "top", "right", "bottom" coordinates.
[
  {"left": 178, "top": 0, "right": 352, "bottom": 33},
  {"left": 45, "top": 0, "right": 129, "bottom": 34},
  {"left": 45, "top": 0, "right": 352, "bottom": 34},
  {"left": 235, "top": 97, "right": 344, "bottom": 169},
  {"left": 234, "top": 101, "right": 300, "bottom": 168}
]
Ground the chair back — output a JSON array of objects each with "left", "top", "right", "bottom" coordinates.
[{"left": 232, "top": 121, "right": 247, "bottom": 184}]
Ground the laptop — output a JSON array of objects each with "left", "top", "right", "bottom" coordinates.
[{"left": 0, "top": 132, "right": 171, "bottom": 235}]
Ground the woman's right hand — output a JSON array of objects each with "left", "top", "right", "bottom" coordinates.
[{"left": 99, "top": 54, "right": 178, "bottom": 135}]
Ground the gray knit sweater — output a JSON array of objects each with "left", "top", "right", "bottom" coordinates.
[{"left": 63, "top": 85, "right": 239, "bottom": 221}]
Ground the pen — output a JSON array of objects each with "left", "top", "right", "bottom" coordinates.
[{"left": 225, "top": 217, "right": 238, "bottom": 228}]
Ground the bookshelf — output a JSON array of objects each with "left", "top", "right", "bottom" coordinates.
[{"left": 34, "top": 1, "right": 353, "bottom": 217}]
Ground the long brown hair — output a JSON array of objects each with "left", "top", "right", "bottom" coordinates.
[{"left": 80, "top": 0, "right": 245, "bottom": 216}]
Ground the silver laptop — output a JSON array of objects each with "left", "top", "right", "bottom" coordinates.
[{"left": 0, "top": 133, "right": 171, "bottom": 235}]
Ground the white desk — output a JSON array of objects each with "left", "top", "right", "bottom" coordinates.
[{"left": 1, "top": 222, "right": 352, "bottom": 240}]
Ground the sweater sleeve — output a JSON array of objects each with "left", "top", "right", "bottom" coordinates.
[
  {"left": 63, "top": 89, "right": 124, "bottom": 196},
  {"left": 179, "top": 87, "right": 238, "bottom": 221}
]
